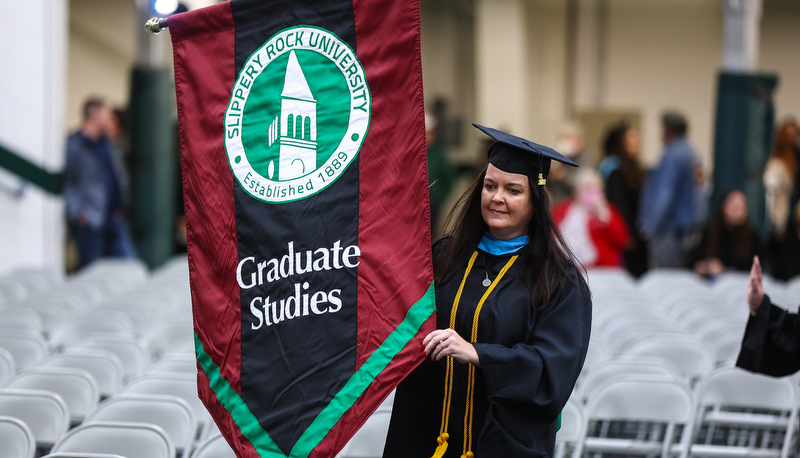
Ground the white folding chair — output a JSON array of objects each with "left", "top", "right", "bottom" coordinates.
[
  {"left": 7, "top": 267, "right": 63, "bottom": 293},
  {"left": 43, "top": 286, "right": 98, "bottom": 313},
  {"left": 710, "top": 271, "right": 750, "bottom": 293},
  {"left": 98, "top": 298, "right": 161, "bottom": 336},
  {"left": 337, "top": 409, "right": 392, "bottom": 458},
  {"left": 42, "top": 453, "right": 127, "bottom": 458},
  {"left": 674, "top": 305, "right": 745, "bottom": 335},
  {"left": 0, "top": 415, "right": 36, "bottom": 458},
  {"left": 41, "top": 349, "right": 124, "bottom": 399},
  {"left": 0, "top": 308, "right": 43, "bottom": 334},
  {"left": 555, "top": 398, "right": 586, "bottom": 458},
  {"left": 144, "top": 321, "right": 194, "bottom": 360},
  {"left": 148, "top": 354, "right": 197, "bottom": 376},
  {"left": 0, "top": 329, "right": 49, "bottom": 371},
  {"left": 626, "top": 338, "right": 714, "bottom": 382},
  {"left": 708, "top": 332, "right": 743, "bottom": 367},
  {"left": 121, "top": 373, "right": 212, "bottom": 440},
  {"left": 49, "top": 313, "right": 134, "bottom": 351},
  {"left": 689, "top": 367, "right": 799, "bottom": 458},
  {"left": 13, "top": 299, "right": 70, "bottom": 336},
  {"left": 577, "top": 356, "right": 684, "bottom": 402},
  {"left": 639, "top": 270, "right": 707, "bottom": 303},
  {"left": 697, "top": 320, "right": 746, "bottom": 351},
  {"left": 0, "top": 278, "right": 31, "bottom": 304},
  {"left": 85, "top": 394, "right": 195, "bottom": 456},
  {"left": 191, "top": 434, "right": 235, "bottom": 458},
  {"left": 577, "top": 338, "right": 611, "bottom": 382},
  {"left": 76, "top": 259, "right": 149, "bottom": 290},
  {"left": 583, "top": 376, "right": 695, "bottom": 458},
  {"left": 0, "top": 346, "right": 15, "bottom": 385},
  {"left": 612, "top": 330, "right": 690, "bottom": 358},
  {"left": 594, "top": 308, "right": 668, "bottom": 334},
  {"left": 0, "top": 388, "right": 70, "bottom": 452},
  {"left": 69, "top": 334, "right": 150, "bottom": 381},
  {"left": 50, "top": 421, "right": 174, "bottom": 458},
  {"left": 586, "top": 267, "right": 636, "bottom": 290},
  {"left": 3, "top": 367, "right": 99, "bottom": 425}
]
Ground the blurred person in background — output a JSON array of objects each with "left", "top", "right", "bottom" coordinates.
[
  {"left": 548, "top": 120, "right": 593, "bottom": 204},
  {"left": 599, "top": 122, "right": 648, "bottom": 277},
  {"left": 764, "top": 118, "right": 800, "bottom": 280},
  {"left": 64, "top": 97, "right": 136, "bottom": 269},
  {"left": 639, "top": 111, "right": 700, "bottom": 268},
  {"left": 553, "top": 168, "right": 629, "bottom": 269},
  {"left": 692, "top": 189, "right": 763, "bottom": 279},
  {"left": 426, "top": 112, "right": 455, "bottom": 235},
  {"left": 737, "top": 255, "right": 800, "bottom": 376}
]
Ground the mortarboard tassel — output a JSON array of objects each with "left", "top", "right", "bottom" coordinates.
[{"left": 538, "top": 173, "right": 550, "bottom": 259}]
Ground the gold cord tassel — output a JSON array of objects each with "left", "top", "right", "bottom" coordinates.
[
  {"left": 431, "top": 433, "right": 450, "bottom": 458},
  {"left": 432, "top": 252, "right": 518, "bottom": 458}
]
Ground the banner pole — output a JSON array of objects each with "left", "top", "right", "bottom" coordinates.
[{"left": 144, "top": 17, "right": 169, "bottom": 34}]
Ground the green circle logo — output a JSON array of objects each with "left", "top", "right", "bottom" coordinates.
[{"left": 224, "top": 26, "right": 371, "bottom": 203}]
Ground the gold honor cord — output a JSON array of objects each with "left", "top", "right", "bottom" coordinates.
[{"left": 431, "top": 251, "right": 519, "bottom": 458}]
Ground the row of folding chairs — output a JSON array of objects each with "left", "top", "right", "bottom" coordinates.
[
  {"left": 556, "top": 366, "right": 798, "bottom": 458},
  {"left": 0, "top": 416, "right": 232, "bottom": 458},
  {"left": 587, "top": 268, "right": 755, "bottom": 385},
  {"left": 0, "top": 258, "right": 223, "bottom": 458},
  {"left": 588, "top": 267, "right": 797, "bottom": 314},
  {"left": 0, "top": 267, "right": 191, "bottom": 345},
  {"left": 0, "top": 366, "right": 221, "bottom": 457},
  {"left": 585, "top": 330, "right": 740, "bottom": 387},
  {"left": 0, "top": 319, "right": 194, "bottom": 386}
]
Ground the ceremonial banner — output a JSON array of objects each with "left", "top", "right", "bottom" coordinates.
[{"left": 169, "top": 0, "right": 435, "bottom": 456}]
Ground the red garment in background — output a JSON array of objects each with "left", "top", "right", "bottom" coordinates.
[{"left": 553, "top": 200, "right": 630, "bottom": 268}]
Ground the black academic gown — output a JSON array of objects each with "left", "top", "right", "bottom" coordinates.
[
  {"left": 383, "top": 249, "right": 592, "bottom": 458},
  {"left": 737, "top": 295, "right": 800, "bottom": 377}
]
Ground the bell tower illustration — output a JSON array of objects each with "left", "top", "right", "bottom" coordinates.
[{"left": 267, "top": 50, "right": 318, "bottom": 180}]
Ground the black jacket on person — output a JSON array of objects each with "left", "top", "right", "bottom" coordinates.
[
  {"left": 737, "top": 295, "right": 800, "bottom": 377},
  {"left": 383, "top": 247, "right": 591, "bottom": 458},
  {"left": 691, "top": 223, "right": 764, "bottom": 273},
  {"left": 606, "top": 168, "right": 648, "bottom": 277}
]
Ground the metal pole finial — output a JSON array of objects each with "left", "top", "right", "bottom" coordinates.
[{"left": 145, "top": 17, "right": 169, "bottom": 34}]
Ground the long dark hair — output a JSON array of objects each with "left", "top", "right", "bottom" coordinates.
[
  {"left": 434, "top": 167, "right": 589, "bottom": 310},
  {"left": 603, "top": 123, "right": 643, "bottom": 191}
]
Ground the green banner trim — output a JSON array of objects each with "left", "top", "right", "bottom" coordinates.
[
  {"left": 290, "top": 281, "right": 436, "bottom": 457},
  {"left": 0, "top": 143, "right": 62, "bottom": 195},
  {"left": 195, "top": 281, "right": 436, "bottom": 458},
  {"left": 195, "top": 333, "right": 284, "bottom": 456}
]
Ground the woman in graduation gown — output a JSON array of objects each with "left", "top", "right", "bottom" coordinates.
[{"left": 383, "top": 125, "right": 592, "bottom": 458}]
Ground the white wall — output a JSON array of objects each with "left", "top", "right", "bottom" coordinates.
[
  {"left": 67, "top": 0, "right": 138, "bottom": 131},
  {"left": 421, "top": 0, "right": 800, "bottom": 173},
  {"left": 524, "top": 0, "right": 569, "bottom": 147},
  {"left": 760, "top": 0, "right": 800, "bottom": 121},
  {"left": 0, "top": 0, "right": 67, "bottom": 276},
  {"left": 475, "top": 0, "right": 530, "bottom": 138},
  {"left": 421, "top": 0, "right": 478, "bottom": 161},
  {"left": 601, "top": 0, "right": 723, "bottom": 170}
]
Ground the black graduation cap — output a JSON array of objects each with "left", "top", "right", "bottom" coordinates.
[
  {"left": 474, "top": 123, "right": 579, "bottom": 258},
  {"left": 473, "top": 123, "right": 578, "bottom": 186}
]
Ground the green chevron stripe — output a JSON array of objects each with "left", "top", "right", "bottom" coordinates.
[
  {"left": 195, "top": 281, "right": 436, "bottom": 458},
  {"left": 290, "top": 281, "right": 435, "bottom": 457},
  {"left": 195, "top": 333, "right": 285, "bottom": 456}
]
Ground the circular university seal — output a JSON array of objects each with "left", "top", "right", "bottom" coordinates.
[{"left": 224, "top": 26, "right": 371, "bottom": 203}]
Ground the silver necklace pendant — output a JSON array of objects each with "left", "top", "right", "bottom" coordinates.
[{"left": 482, "top": 271, "right": 492, "bottom": 288}]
